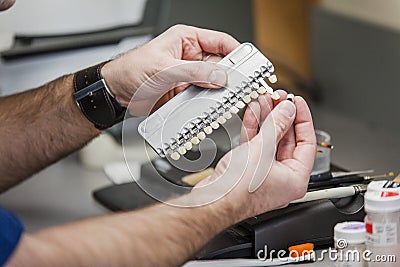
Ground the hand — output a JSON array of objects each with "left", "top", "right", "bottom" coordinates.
[
  {"left": 195, "top": 91, "right": 316, "bottom": 222},
  {"left": 101, "top": 25, "right": 240, "bottom": 116}
]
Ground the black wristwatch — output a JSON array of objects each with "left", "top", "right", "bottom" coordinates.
[{"left": 73, "top": 62, "right": 126, "bottom": 130}]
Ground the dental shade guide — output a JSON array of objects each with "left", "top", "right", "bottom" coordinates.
[{"left": 138, "top": 43, "right": 279, "bottom": 160}]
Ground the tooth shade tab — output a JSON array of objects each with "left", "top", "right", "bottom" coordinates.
[
  {"left": 243, "top": 95, "right": 252, "bottom": 103},
  {"left": 257, "top": 87, "right": 267, "bottom": 95},
  {"left": 223, "top": 112, "right": 232, "bottom": 119},
  {"left": 191, "top": 137, "right": 200, "bottom": 145},
  {"left": 211, "top": 121, "right": 220, "bottom": 129},
  {"left": 171, "top": 152, "right": 181, "bottom": 161},
  {"left": 217, "top": 117, "right": 227, "bottom": 124},
  {"left": 230, "top": 106, "right": 240, "bottom": 114},
  {"left": 287, "top": 93, "right": 295, "bottom": 102},
  {"left": 235, "top": 101, "right": 246, "bottom": 109},
  {"left": 184, "top": 142, "right": 193, "bottom": 150},
  {"left": 258, "top": 79, "right": 274, "bottom": 94},
  {"left": 178, "top": 147, "right": 187, "bottom": 155},
  {"left": 204, "top": 126, "right": 213, "bottom": 135},
  {"left": 197, "top": 132, "right": 206, "bottom": 140},
  {"left": 250, "top": 91, "right": 259, "bottom": 99},
  {"left": 268, "top": 74, "right": 278, "bottom": 84},
  {"left": 271, "top": 92, "right": 281, "bottom": 100}
]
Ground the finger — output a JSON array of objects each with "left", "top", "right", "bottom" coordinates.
[
  {"left": 272, "top": 90, "right": 294, "bottom": 161},
  {"left": 203, "top": 53, "right": 224, "bottom": 63},
  {"left": 166, "top": 60, "right": 228, "bottom": 89},
  {"left": 272, "top": 89, "right": 288, "bottom": 108},
  {"left": 195, "top": 27, "right": 240, "bottom": 56},
  {"left": 173, "top": 82, "right": 190, "bottom": 95},
  {"left": 285, "top": 96, "right": 317, "bottom": 175},
  {"left": 190, "top": 54, "right": 225, "bottom": 88},
  {"left": 270, "top": 90, "right": 295, "bottom": 160},
  {"left": 277, "top": 123, "right": 296, "bottom": 161},
  {"left": 260, "top": 100, "right": 296, "bottom": 144},
  {"left": 247, "top": 100, "right": 296, "bottom": 192},
  {"left": 240, "top": 101, "right": 261, "bottom": 144},
  {"left": 257, "top": 93, "right": 273, "bottom": 125}
]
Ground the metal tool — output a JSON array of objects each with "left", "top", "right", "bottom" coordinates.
[
  {"left": 309, "top": 169, "right": 374, "bottom": 182},
  {"left": 308, "top": 172, "right": 394, "bottom": 189}
]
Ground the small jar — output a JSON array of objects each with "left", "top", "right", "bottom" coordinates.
[
  {"left": 334, "top": 221, "right": 366, "bottom": 267},
  {"left": 311, "top": 130, "right": 331, "bottom": 176},
  {"left": 364, "top": 190, "right": 400, "bottom": 267},
  {"left": 367, "top": 181, "right": 400, "bottom": 193}
]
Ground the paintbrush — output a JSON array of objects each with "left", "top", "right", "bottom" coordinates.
[
  {"left": 308, "top": 172, "right": 395, "bottom": 189},
  {"left": 393, "top": 173, "right": 400, "bottom": 183}
]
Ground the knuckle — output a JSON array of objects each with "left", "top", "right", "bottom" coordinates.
[
  {"left": 185, "top": 62, "right": 207, "bottom": 81},
  {"left": 274, "top": 117, "right": 288, "bottom": 138},
  {"left": 221, "top": 32, "right": 235, "bottom": 44},
  {"left": 153, "top": 59, "right": 169, "bottom": 73},
  {"left": 169, "top": 24, "right": 189, "bottom": 33}
]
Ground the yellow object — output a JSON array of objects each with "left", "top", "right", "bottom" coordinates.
[
  {"left": 182, "top": 168, "right": 215, "bottom": 186},
  {"left": 392, "top": 172, "right": 400, "bottom": 183}
]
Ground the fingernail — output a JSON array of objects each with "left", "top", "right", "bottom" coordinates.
[
  {"left": 209, "top": 69, "right": 227, "bottom": 85},
  {"left": 279, "top": 100, "right": 296, "bottom": 118}
]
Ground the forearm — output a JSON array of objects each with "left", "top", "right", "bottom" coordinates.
[
  {"left": 8, "top": 197, "right": 238, "bottom": 267},
  {"left": 0, "top": 75, "right": 100, "bottom": 192}
]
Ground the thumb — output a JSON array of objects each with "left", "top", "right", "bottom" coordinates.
[
  {"left": 247, "top": 100, "right": 296, "bottom": 193},
  {"left": 164, "top": 60, "right": 228, "bottom": 88},
  {"left": 260, "top": 100, "right": 296, "bottom": 144}
]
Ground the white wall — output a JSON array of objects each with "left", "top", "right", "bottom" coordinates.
[{"left": 322, "top": 0, "right": 400, "bottom": 32}]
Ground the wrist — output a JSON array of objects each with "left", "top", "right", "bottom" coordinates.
[{"left": 100, "top": 60, "right": 130, "bottom": 108}]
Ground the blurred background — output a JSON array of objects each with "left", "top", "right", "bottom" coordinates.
[{"left": 0, "top": 0, "right": 399, "bottom": 231}]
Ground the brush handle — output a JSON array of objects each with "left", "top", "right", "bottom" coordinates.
[
  {"left": 291, "top": 186, "right": 356, "bottom": 204},
  {"left": 308, "top": 176, "right": 363, "bottom": 189},
  {"left": 309, "top": 172, "right": 333, "bottom": 182}
]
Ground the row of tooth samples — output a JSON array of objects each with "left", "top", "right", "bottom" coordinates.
[{"left": 168, "top": 65, "right": 278, "bottom": 161}]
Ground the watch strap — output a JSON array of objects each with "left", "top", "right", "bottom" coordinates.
[{"left": 73, "top": 62, "right": 126, "bottom": 130}]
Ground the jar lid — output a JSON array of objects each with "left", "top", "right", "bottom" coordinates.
[
  {"left": 334, "top": 221, "right": 366, "bottom": 245},
  {"left": 364, "top": 190, "right": 400, "bottom": 213},
  {"left": 367, "top": 181, "right": 400, "bottom": 193}
]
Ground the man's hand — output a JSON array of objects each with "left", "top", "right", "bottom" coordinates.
[
  {"left": 196, "top": 90, "right": 316, "bottom": 223},
  {"left": 101, "top": 24, "right": 240, "bottom": 115}
]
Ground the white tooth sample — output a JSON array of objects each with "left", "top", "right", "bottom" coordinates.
[
  {"left": 243, "top": 95, "right": 252, "bottom": 104},
  {"left": 171, "top": 152, "right": 181, "bottom": 161},
  {"left": 259, "top": 79, "right": 274, "bottom": 94},
  {"left": 229, "top": 106, "right": 240, "bottom": 114},
  {"left": 197, "top": 132, "right": 206, "bottom": 140},
  {"left": 250, "top": 91, "right": 259, "bottom": 99},
  {"left": 217, "top": 116, "right": 227, "bottom": 124},
  {"left": 178, "top": 146, "right": 187, "bottom": 155},
  {"left": 268, "top": 74, "right": 278, "bottom": 84},
  {"left": 259, "top": 79, "right": 270, "bottom": 89},
  {"left": 287, "top": 93, "right": 295, "bottom": 102},
  {"left": 191, "top": 137, "right": 200, "bottom": 145},
  {"left": 271, "top": 92, "right": 281, "bottom": 100},
  {"left": 204, "top": 126, "right": 213, "bottom": 135},
  {"left": 235, "top": 101, "right": 246, "bottom": 109},
  {"left": 223, "top": 112, "right": 232, "bottom": 119},
  {"left": 257, "top": 86, "right": 267, "bottom": 94},
  {"left": 211, "top": 121, "right": 220, "bottom": 129},
  {"left": 184, "top": 142, "right": 193, "bottom": 150}
]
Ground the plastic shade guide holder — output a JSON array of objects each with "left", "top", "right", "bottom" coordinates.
[{"left": 138, "top": 43, "right": 277, "bottom": 160}]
